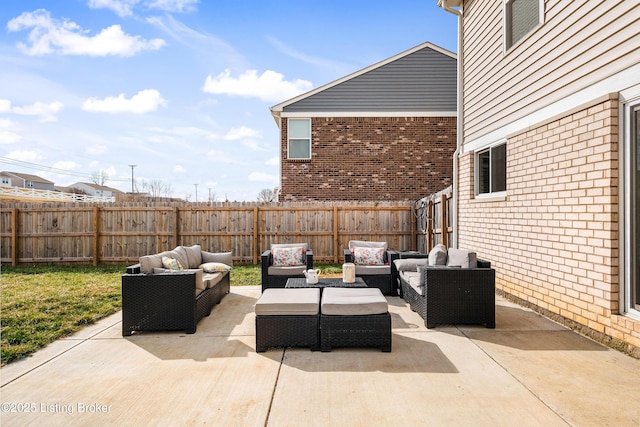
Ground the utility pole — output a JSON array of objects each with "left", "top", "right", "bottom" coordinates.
[{"left": 128, "top": 165, "right": 136, "bottom": 193}]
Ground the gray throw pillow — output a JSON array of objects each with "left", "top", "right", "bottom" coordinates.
[
  {"left": 446, "top": 248, "right": 478, "bottom": 268},
  {"left": 394, "top": 258, "right": 429, "bottom": 272},
  {"left": 428, "top": 244, "right": 447, "bottom": 265}
]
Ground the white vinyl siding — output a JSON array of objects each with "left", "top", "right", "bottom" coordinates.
[{"left": 462, "top": 0, "right": 640, "bottom": 144}]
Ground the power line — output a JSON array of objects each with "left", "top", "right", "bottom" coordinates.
[{"left": 0, "top": 156, "right": 129, "bottom": 182}]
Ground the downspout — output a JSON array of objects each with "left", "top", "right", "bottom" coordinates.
[{"left": 438, "top": 1, "right": 463, "bottom": 249}]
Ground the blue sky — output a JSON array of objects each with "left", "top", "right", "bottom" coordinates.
[{"left": 0, "top": 0, "right": 457, "bottom": 201}]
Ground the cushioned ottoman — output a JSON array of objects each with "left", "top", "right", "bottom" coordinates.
[
  {"left": 320, "top": 288, "right": 391, "bottom": 352},
  {"left": 255, "top": 288, "right": 320, "bottom": 352}
]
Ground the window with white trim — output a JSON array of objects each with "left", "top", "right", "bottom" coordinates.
[
  {"left": 476, "top": 142, "right": 506, "bottom": 195},
  {"left": 623, "top": 97, "right": 640, "bottom": 316},
  {"left": 505, "top": 0, "right": 543, "bottom": 50},
  {"left": 287, "top": 118, "right": 311, "bottom": 159}
]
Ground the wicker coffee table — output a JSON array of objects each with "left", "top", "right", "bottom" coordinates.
[{"left": 285, "top": 277, "right": 367, "bottom": 293}]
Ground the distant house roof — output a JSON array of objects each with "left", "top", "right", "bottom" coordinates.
[
  {"left": 71, "top": 182, "right": 123, "bottom": 193},
  {"left": 270, "top": 41, "right": 457, "bottom": 121},
  {"left": 1, "top": 171, "right": 54, "bottom": 184}
]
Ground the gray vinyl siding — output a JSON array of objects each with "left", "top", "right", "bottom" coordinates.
[
  {"left": 283, "top": 47, "right": 456, "bottom": 113},
  {"left": 462, "top": 0, "right": 640, "bottom": 143}
]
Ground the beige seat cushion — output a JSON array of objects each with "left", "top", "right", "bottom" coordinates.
[
  {"left": 255, "top": 288, "right": 320, "bottom": 316},
  {"left": 321, "top": 288, "right": 388, "bottom": 315},
  {"left": 203, "top": 272, "right": 223, "bottom": 288},
  {"left": 268, "top": 265, "right": 307, "bottom": 276},
  {"left": 400, "top": 271, "right": 423, "bottom": 295},
  {"left": 354, "top": 264, "right": 390, "bottom": 276}
]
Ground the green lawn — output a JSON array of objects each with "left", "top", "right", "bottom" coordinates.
[{"left": 0, "top": 263, "right": 343, "bottom": 365}]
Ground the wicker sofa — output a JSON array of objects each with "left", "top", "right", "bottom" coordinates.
[
  {"left": 393, "top": 245, "right": 495, "bottom": 329},
  {"left": 122, "top": 245, "right": 232, "bottom": 336}
]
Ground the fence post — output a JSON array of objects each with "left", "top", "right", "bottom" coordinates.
[
  {"left": 254, "top": 206, "right": 259, "bottom": 264},
  {"left": 441, "top": 193, "right": 448, "bottom": 249},
  {"left": 427, "top": 200, "right": 434, "bottom": 252},
  {"left": 173, "top": 207, "right": 179, "bottom": 249},
  {"left": 11, "top": 208, "right": 18, "bottom": 266},
  {"left": 333, "top": 206, "right": 339, "bottom": 263},
  {"left": 93, "top": 206, "right": 99, "bottom": 266}
]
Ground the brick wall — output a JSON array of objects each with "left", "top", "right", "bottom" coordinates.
[
  {"left": 457, "top": 96, "right": 640, "bottom": 355},
  {"left": 280, "top": 116, "right": 456, "bottom": 201}
]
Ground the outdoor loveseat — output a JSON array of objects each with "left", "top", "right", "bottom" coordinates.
[
  {"left": 122, "top": 245, "right": 232, "bottom": 336},
  {"left": 393, "top": 245, "right": 495, "bottom": 328}
]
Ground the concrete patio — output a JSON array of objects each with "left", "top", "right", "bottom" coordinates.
[{"left": 2, "top": 285, "right": 639, "bottom": 426}]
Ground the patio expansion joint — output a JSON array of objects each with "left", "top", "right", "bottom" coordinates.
[
  {"left": 458, "top": 327, "right": 573, "bottom": 426},
  {"left": 263, "top": 349, "right": 286, "bottom": 427}
]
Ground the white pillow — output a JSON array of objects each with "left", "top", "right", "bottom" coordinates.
[
  {"left": 161, "top": 256, "right": 184, "bottom": 271},
  {"left": 352, "top": 246, "right": 385, "bottom": 265},
  {"left": 271, "top": 246, "right": 306, "bottom": 266},
  {"left": 199, "top": 262, "right": 232, "bottom": 273}
]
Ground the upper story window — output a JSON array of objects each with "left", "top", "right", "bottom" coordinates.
[
  {"left": 476, "top": 142, "right": 506, "bottom": 196},
  {"left": 505, "top": 0, "right": 543, "bottom": 50},
  {"left": 288, "top": 118, "right": 311, "bottom": 159}
]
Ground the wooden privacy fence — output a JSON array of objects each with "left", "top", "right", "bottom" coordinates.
[
  {"left": 0, "top": 202, "right": 419, "bottom": 266},
  {"left": 413, "top": 185, "right": 453, "bottom": 253}
]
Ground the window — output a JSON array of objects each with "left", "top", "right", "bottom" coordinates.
[
  {"left": 288, "top": 118, "right": 311, "bottom": 159},
  {"left": 26, "top": 180, "right": 34, "bottom": 188},
  {"left": 505, "top": 0, "right": 542, "bottom": 49},
  {"left": 476, "top": 142, "right": 506, "bottom": 195},
  {"left": 623, "top": 98, "right": 640, "bottom": 317}
]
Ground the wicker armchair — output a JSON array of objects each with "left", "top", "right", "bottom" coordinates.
[
  {"left": 343, "top": 240, "right": 394, "bottom": 295},
  {"left": 398, "top": 260, "right": 495, "bottom": 328},
  {"left": 261, "top": 243, "right": 314, "bottom": 292}
]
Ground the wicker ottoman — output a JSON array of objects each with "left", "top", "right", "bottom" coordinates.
[
  {"left": 255, "top": 288, "right": 320, "bottom": 352},
  {"left": 320, "top": 288, "right": 391, "bottom": 352}
]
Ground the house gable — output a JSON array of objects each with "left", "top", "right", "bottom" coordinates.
[{"left": 271, "top": 42, "right": 457, "bottom": 118}]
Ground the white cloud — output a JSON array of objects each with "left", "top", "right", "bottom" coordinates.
[
  {"left": 0, "top": 119, "right": 21, "bottom": 144},
  {"left": 4, "top": 149, "right": 43, "bottom": 162},
  {"left": 248, "top": 171, "right": 278, "bottom": 183},
  {"left": 147, "top": 0, "right": 199, "bottom": 13},
  {"left": 224, "top": 126, "right": 260, "bottom": 140},
  {"left": 86, "top": 144, "right": 108, "bottom": 155},
  {"left": 52, "top": 160, "right": 81, "bottom": 171},
  {"left": 0, "top": 99, "right": 63, "bottom": 122},
  {"left": 82, "top": 89, "right": 167, "bottom": 113},
  {"left": 87, "top": 0, "right": 139, "bottom": 17},
  {"left": 203, "top": 69, "right": 312, "bottom": 102},
  {"left": 173, "top": 165, "right": 186, "bottom": 173},
  {"left": 267, "top": 36, "right": 354, "bottom": 74},
  {"left": 265, "top": 156, "right": 279, "bottom": 166},
  {"left": 7, "top": 9, "right": 166, "bottom": 57}
]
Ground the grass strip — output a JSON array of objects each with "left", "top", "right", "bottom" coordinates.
[{"left": 1, "top": 263, "right": 343, "bottom": 365}]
